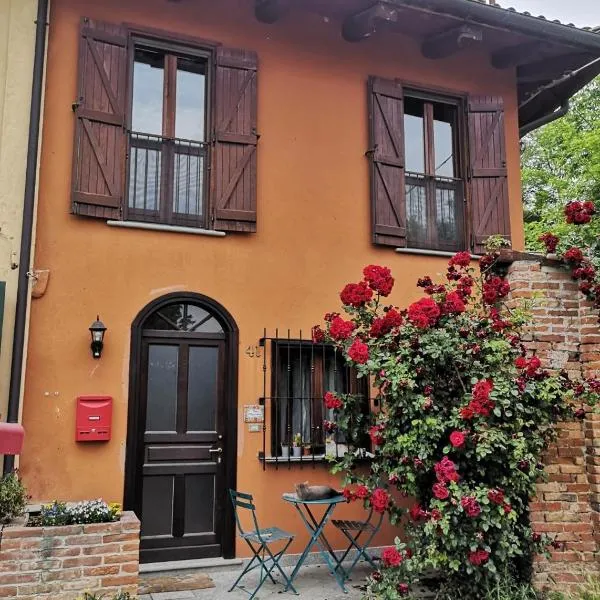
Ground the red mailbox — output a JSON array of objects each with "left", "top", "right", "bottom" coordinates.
[
  {"left": 76, "top": 396, "right": 112, "bottom": 442},
  {"left": 0, "top": 423, "right": 25, "bottom": 455}
]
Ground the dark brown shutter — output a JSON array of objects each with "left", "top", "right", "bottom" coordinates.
[
  {"left": 467, "top": 95, "right": 511, "bottom": 254},
  {"left": 211, "top": 47, "right": 258, "bottom": 232},
  {"left": 368, "top": 76, "right": 406, "bottom": 247},
  {"left": 71, "top": 18, "right": 128, "bottom": 219}
]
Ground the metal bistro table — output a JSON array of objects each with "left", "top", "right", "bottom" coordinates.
[{"left": 282, "top": 492, "right": 348, "bottom": 593}]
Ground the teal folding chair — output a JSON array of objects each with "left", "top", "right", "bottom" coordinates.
[
  {"left": 229, "top": 490, "right": 298, "bottom": 599},
  {"left": 332, "top": 507, "right": 384, "bottom": 578}
]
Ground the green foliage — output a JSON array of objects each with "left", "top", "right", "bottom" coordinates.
[
  {"left": 522, "top": 77, "right": 600, "bottom": 256},
  {"left": 319, "top": 257, "right": 600, "bottom": 599},
  {"left": 549, "top": 578, "right": 600, "bottom": 600},
  {"left": 39, "top": 499, "right": 120, "bottom": 526},
  {"left": 0, "top": 471, "right": 28, "bottom": 524}
]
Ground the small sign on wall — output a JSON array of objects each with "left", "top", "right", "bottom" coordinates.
[{"left": 244, "top": 404, "right": 264, "bottom": 423}]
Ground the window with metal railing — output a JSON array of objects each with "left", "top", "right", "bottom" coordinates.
[
  {"left": 126, "top": 44, "right": 209, "bottom": 227},
  {"left": 258, "top": 330, "right": 373, "bottom": 469},
  {"left": 404, "top": 93, "right": 465, "bottom": 251}
]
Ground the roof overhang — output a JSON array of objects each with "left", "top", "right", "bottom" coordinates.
[{"left": 254, "top": 0, "right": 600, "bottom": 132}]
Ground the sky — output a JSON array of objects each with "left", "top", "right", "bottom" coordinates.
[{"left": 501, "top": 0, "right": 600, "bottom": 28}]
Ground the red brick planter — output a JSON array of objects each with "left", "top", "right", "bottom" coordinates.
[{"left": 0, "top": 511, "right": 140, "bottom": 599}]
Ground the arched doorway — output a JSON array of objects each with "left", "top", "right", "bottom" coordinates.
[{"left": 124, "top": 293, "right": 238, "bottom": 563}]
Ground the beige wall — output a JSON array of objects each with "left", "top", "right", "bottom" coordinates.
[{"left": 0, "top": 0, "right": 38, "bottom": 423}]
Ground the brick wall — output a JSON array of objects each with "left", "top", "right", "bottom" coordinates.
[
  {"left": 506, "top": 260, "right": 600, "bottom": 590},
  {"left": 0, "top": 511, "right": 139, "bottom": 599}
]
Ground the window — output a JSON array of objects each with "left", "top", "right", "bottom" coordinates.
[
  {"left": 267, "top": 340, "right": 369, "bottom": 459},
  {"left": 71, "top": 18, "right": 258, "bottom": 232},
  {"left": 127, "top": 46, "right": 209, "bottom": 227},
  {"left": 404, "top": 94, "right": 464, "bottom": 251},
  {"left": 369, "top": 77, "right": 511, "bottom": 254}
]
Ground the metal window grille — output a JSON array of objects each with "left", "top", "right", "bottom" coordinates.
[
  {"left": 127, "top": 131, "right": 209, "bottom": 227},
  {"left": 258, "top": 329, "right": 373, "bottom": 470}
]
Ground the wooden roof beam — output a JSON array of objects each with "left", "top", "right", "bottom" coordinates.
[
  {"left": 342, "top": 3, "right": 400, "bottom": 43},
  {"left": 421, "top": 24, "right": 483, "bottom": 60},
  {"left": 491, "top": 41, "right": 550, "bottom": 69},
  {"left": 255, "top": 0, "right": 291, "bottom": 24}
]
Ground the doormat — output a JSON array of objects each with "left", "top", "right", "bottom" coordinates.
[{"left": 139, "top": 572, "right": 215, "bottom": 594}]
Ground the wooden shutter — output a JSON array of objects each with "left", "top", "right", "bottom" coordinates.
[
  {"left": 467, "top": 95, "right": 511, "bottom": 254},
  {"left": 211, "top": 47, "right": 258, "bottom": 232},
  {"left": 71, "top": 18, "right": 128, "bottom": 219},
  {"left": 368, "top": 76, "right": 406, "bottom": 247}
]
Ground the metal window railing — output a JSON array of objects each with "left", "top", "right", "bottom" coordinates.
[
  {"left": 257, "top": 329, "right": 374, "bottom": 470},
  {"left": 127, "top": 131, "right": 209, "bottom": 226}
]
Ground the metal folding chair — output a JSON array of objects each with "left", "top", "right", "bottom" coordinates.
[
  {"left": 229, "top": 490, "right": 298, "bottom": 600},
  {"left": 332, "top": 507, "right": 384, "bottom": 578}
]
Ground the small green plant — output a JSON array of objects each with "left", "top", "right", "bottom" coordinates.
[
  {"left": 292, "top": 432, "right": 302, "bottom": 447},
  {"left": 39, "top": 499, "right": 120, "bottom": 526},
  {"left": 0, "top": 471, "right": 28, "bottom": 524},
  {"left": 548, "top": 577, "right": 600, "bottom": 600}
]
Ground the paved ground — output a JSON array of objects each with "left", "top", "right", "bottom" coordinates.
[{"left": 139, "top": 563, "right": 371, "bottom": 600}]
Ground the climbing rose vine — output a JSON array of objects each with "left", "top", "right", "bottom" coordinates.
[
  {"left": 318, "top": 255, "right": 600, "bottom": 599},
  {"left": 538, "top": 200, "right": 600, "bottom": 318}
]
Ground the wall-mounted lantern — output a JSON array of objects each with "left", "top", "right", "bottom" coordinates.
[{"left": 89, "top": 316, "right": 107, "bottom": 359}]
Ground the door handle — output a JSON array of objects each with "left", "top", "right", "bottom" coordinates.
[{"left": 209, "top": 448, "right": 223, "bottom": 454}]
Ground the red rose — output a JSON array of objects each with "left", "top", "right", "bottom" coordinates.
[
  {"left": 430, "top": 508, "right": 443, "bottom": 521},
  {"left": 564, "top": 247, "right": 584, "bottom": 264},
  {"left": 449, "top": 251, "right": 472, "bottom": 268},
  {"left": 460, "top": 406, "right": 474, "bottom": 420},
  {"left": 461, "top": 496, "right": 481, "bottom": 518},
  {"left": 515, "top": 356, "right": 527, "bottom": 369},
  {"left": 381, "top": 546, "right": 402, "bottom": 568},
  {"left": 397, "top": 583, "right": 410, "bottom": 596},
  {"left": 342, "top": 487, "right": 355, "bottom": 501},
  {"left": 370, "top": 488, "right": 390, "bottom": 514},
  {"left": 433, "top": 483, "right": 449, "bottom": 500},
  {"left": 408, "top": 297, "right": 441, "bottom": 329},
  {"left": 449, "top": 431, "right": 466, "bottom": 448},
  {"left": 329, "top": 316, "right": 355, "bottom": 341},
  {"left": 503, "top": 503, "right": 512, "bottom": 514},
  {"left": 487, "top": 488, "right": 504, "bottom": 505},
  {"left": 369, "top": 308, "right": 403, "bottom": 337},
  {"left": 468, "top": 549, "right": 490, "bottom": 566},
  {"left": 312, "top": 325, "right": 325, "bottom": 343},
  {"left": 442, "top": 291, "right": 466, "bottom": 315},
  {"left": 356, "top": 485, "right": 370, "bottom": 500},
  {"left": 434, "top": 457, "right": 459, "bottom": 484},
  {"left": 340, "top": 281, "right": 373, "bottom": 307},
  {"left": 369, "top": 425, "right": 385, "bottom": 446},
  {"left": 363, "top": 265, "right": 395, "bottom": 297},
  {"left": 409, "top": 503, "right": 427, "bottom": 522},
  {"left": 324, "top": 392, "right": 343, "bottom": 410},
  {"left": 348, "top": 339, "right": 369, "bottom": 364},
  {"left": 538, "top": 232, "right": 560, "bottom": 254}
]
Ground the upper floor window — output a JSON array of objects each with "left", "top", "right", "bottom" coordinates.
[
  {"left": 369, "top": 78, "right": 510, "bottom": 254},
  {"left": 128, "top": 45, "right": 209, "bottom": 227},
  {"left": 71, "top": 18, "right": 258, "bottom": 233}
]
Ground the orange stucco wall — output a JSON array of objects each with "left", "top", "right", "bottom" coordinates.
[{"left": 20, "top": 0, "right": 524, "bottom": 556}]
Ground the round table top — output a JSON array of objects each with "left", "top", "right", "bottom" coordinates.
[{"left": 282, "top": 492, "right": 346, "bottom": 505}]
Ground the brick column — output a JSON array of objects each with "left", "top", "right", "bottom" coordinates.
[{"left": 506, "top": 260, "right": 600, "bottom": 590}]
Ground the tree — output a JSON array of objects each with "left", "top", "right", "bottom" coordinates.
[{"left": 521, "top": 77, "right": 600, "bottom": 254}]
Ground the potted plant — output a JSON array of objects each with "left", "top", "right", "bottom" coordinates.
[
  {"left": 0, "top": 471, "right": 28, "bottom": 526},
  {"left": 292, "top": 433, "right": 302, "bottom": 457},
  {"left": 281, "top": 438, "right": 290, "bottom": 458},
  {"left": 302, "top": 442, "right": 312, "bottom": 456}
]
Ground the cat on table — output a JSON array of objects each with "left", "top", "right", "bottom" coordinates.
[{"left": 295, "top": 481, "right": 341, "bottom": 501}]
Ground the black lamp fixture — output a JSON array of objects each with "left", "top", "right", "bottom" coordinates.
[{"left": 89, "top": 316, "right": 107, "bottom": 359}]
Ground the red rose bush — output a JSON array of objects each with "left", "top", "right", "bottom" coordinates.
[{"left": 318, "top": 256, "right": 600, "bottom": 599}]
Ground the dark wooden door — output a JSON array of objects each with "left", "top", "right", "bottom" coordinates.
[{"left": 136, "top": 334, "right": 226, "bottom": 562}]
